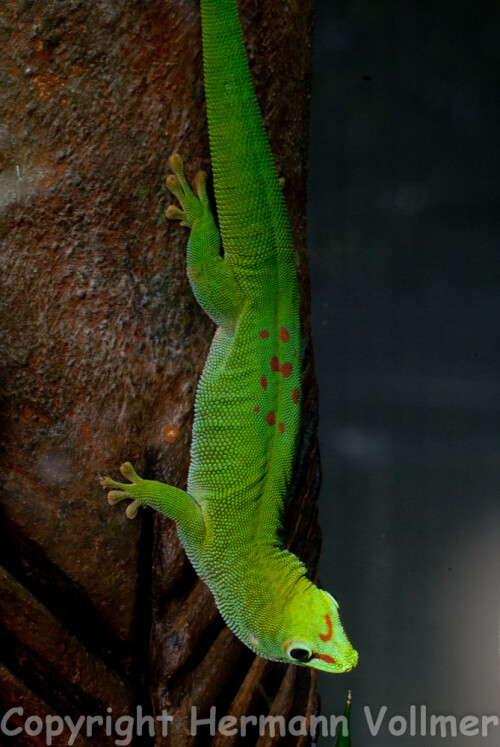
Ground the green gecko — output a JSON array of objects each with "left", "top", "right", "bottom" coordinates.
[{"left": 103, "top": 0, "right": 358, "bottom": 674}]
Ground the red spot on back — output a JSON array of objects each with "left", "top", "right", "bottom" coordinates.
[
  {"left": 270, "top": 356, "right": 280, "bottom": 372},
  {"left": 253, "top": 406, "right": 260, "bottom": 414},
  {"left": 280, "top": 362, "right": 293, "bottom": 378},
  {"left": 260, "top": 375, "right": 268, "bottom": 390},
  {"left": 292, "top": 387, "right": 299, "bottom": 404},
  {"left": 319, "top": 613, "right": 333, "bottom": 643},
  {"left": 258, "top": 330, "right": 269, "bottom": 339},
  {"left": 266, "top": 411, "right": 276, "bottom": 426},
  {"left": 278, "top": 422, "right": 285, "bottom": 433},
  {"left": 279, "top": 327, "right": 290, "bottom": 343},
  {"left": 313, "top": 653, "right": 336, "bottom": 665}
]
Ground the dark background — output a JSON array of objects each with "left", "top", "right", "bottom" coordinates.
[{"left": 308, "top": 0, "right": 500, "bottom": 744}]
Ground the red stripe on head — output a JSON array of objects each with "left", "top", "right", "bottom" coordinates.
[
  {"left": 260, "top": 375, "right": 268, "bottom": 390},
  {"left": 313, "top": 652, "right": 336, "bottom": 665},
  {"left": 258, "top": 330, "right": 269, "bottom": 339},
  {"left": 319, "top": 613, "right": 333, "bottom": 643}
]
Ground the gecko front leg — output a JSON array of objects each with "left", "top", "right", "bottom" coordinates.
[{"left": 103, "top": 462, "right": 205, "bottom": 544}]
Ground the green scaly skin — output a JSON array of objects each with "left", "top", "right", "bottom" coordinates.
[{"left": 103, "top": 0, "right": 358, "bottom": 674}]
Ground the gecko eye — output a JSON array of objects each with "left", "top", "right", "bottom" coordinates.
[{"left": 285, "top": 644, "right": 313, "bottom": 663}]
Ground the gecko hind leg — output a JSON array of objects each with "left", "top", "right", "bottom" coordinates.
[{"left": 166, "top": 154, "right": 244, "bottom": 329}]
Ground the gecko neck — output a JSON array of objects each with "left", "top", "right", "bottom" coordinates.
[{"left": 183, "top": 530, "right": 314, "bottom": 646}]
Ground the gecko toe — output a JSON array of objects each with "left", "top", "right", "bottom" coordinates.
[
  {"left": 107, "top": 490, "right": 130, "bottom": 506},
  {"left": 120, "top": 461, "right": 140, "bottom": 482},
  {"left": 166, "top": 173, "right": 185, "bottom": 201},
  {"left": 195, "top": 170, "right": 208, "bottom": 200},
  {"left": 125, "top": 500, "right": 142, "bottom": 519},
  {"left": 102, "top": 476, "right": 125, "bottom": 490},
  {"left": 168, "top": 153, "right": 184, "bottom": 175},
  {"left": 166, "top": 204, "right": 186, "bottom": 222}
]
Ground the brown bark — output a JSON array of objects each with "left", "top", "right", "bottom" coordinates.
[{"left": 0, "top": 0, "right": 318, "bottom": 744}]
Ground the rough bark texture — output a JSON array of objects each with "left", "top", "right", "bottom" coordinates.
[{"left": 0, "top": 1, "right": 318, "bottom": 745}]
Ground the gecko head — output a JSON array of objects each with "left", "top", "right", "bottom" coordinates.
[
  {"left": 281, "top": 589, "right": 358, "bottom": 673},
  {"left": 285, "top": 589, "right": 358, "bottom": 673},
  {"left": 245, "top": 587, "right": 357, "bottom": 674},
  {"left": 245, "top": 587, "right": 358, "bottom": 674}
]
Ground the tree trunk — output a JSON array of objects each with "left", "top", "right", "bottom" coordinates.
[{"left": 0, "top": 1, "right": 319, "bottom": 744}]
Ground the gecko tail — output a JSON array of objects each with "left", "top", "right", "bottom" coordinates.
[{"left": 200, "top": 0, "right": 292, "bottom": 271}]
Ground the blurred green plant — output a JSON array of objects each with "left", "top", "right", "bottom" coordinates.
[{"left": 335, "top": 691, "right": 352, "bottom": 747}]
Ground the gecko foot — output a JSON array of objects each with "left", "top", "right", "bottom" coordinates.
[
  {"left": 102, "top": 462, "right": 145, "bottom": 519},
  {"left": 165, "top": 153, "right": 208, "bottom": 228}
]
